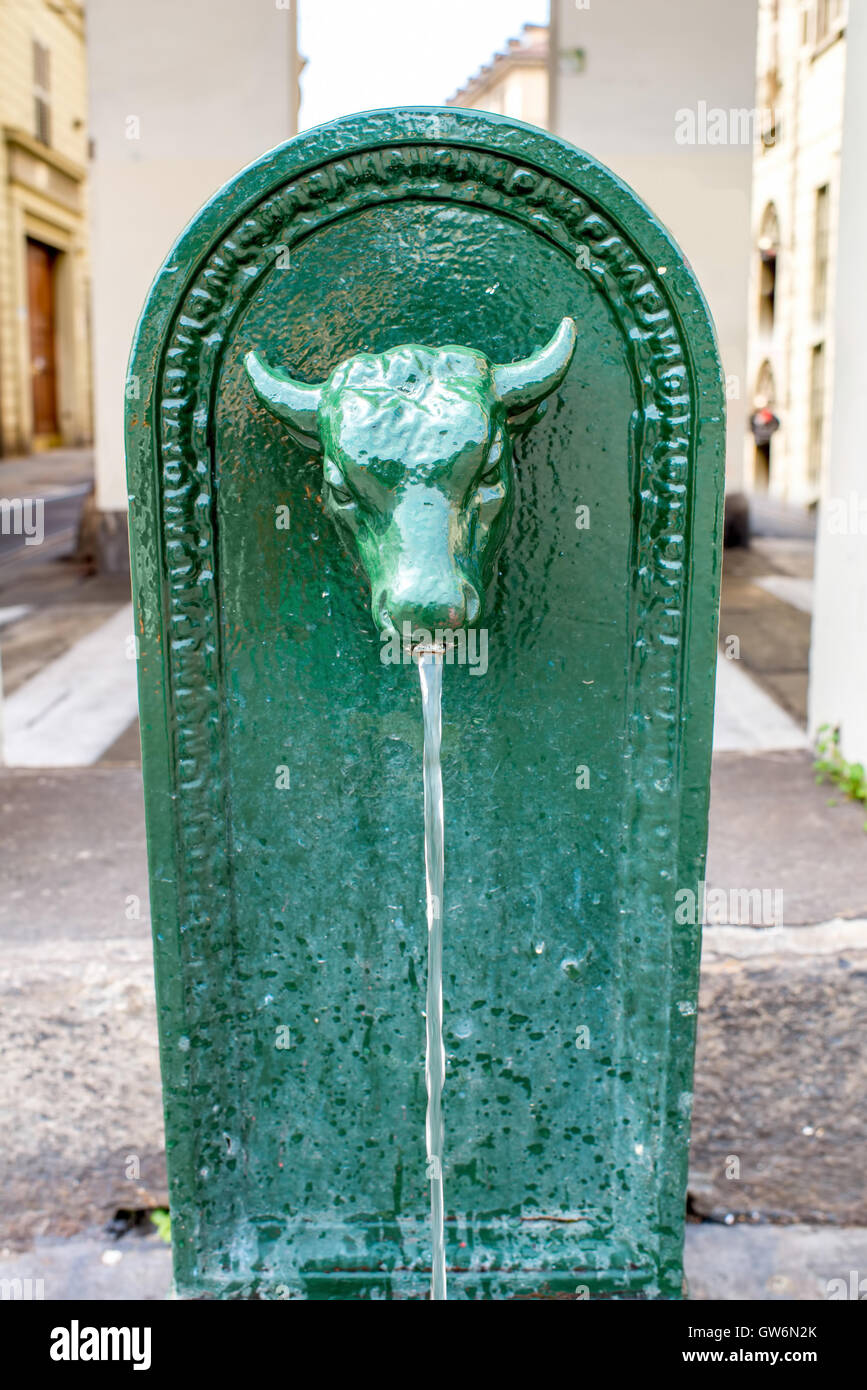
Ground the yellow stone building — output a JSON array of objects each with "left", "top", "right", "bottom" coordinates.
[
  {"left": 0, "top": 0, "right": 91, "bottom": 455},
  {"left": 446, "top": 23, "right": 549, "bottom": 130},
  {"left": 744, "top": 0, "right": 847, "bottom": 503}
]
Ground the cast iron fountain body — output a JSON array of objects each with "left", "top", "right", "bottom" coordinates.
[{"left": 126, "top": 108, "right": 724, "bottom": 1299}]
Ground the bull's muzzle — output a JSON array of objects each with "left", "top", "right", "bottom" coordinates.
[{"left": 372, "top": 489, "right": 481, "bottom": 638}]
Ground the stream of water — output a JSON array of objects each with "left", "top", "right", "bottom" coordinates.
[{"left": 417, "top": 648, "right": 446, "bottom": 1302}]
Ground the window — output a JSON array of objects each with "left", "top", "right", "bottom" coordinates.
[
  {"left": 808, "top": 343, "right": 826, "bottom": 486},
  {"left": 813, "top": 0, "right": 844, "bottom": 46},
  {"left": 758, "top": 204, "right": 780, "bottom": 333},
  {"left": 813, "top": 184, "right": 830, "bottom": 321},
  {"left": 33, "top": 40, "right": 51, "bottom": 146},
  {"left": 756, "top": 360, "right": 776, "bottom": 407},
  {"left": 763, "top": 2, "right": 782, "bottom": 111},
  {"left": 762, "top": 65, "right": 781, "bottom": 110}
]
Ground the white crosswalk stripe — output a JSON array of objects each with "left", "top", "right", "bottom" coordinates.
[{"left": 2, "top": 605, "right": 139, "bottom": 767}]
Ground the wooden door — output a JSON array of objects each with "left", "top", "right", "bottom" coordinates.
[{"left": 27, "top": 238, "right": 59, "bottom": 440}]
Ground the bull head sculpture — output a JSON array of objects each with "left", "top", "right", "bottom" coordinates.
[{"left": 245, "top": 317, "right": 577, "bottom": 640}]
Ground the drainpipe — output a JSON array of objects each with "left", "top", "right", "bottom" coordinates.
[
  {"left": 785, "top": 2, "right": 801, "bottom": 506},
  {"left": 547, "top": 0, "right": 559, "bottom": 132}
]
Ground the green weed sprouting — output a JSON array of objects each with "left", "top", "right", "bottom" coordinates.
[
  {"left": 150, "top": 1209, "right": 172, "bottom": 1245},
  {"left": 814, "top": 724, "right": 867, "bottom": 831}
]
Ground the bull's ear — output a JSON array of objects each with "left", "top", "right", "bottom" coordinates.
[
  {"left": 245, "top": 349, "right": 324, "bottom": 450},
  {"left": 493, "top": 317, "right": 577, "bottom": 413}
]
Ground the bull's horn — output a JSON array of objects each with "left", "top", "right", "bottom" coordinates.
[
  {"left": 493, "top": 317, "right": 577, "bottom": 410},
  {"left": 245, "top": 350, "right": 324, "bottom": 442}
]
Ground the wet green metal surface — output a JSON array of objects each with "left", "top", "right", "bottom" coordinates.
[{"left": 126, "top": 109, "right": 725, "bottom": 1300}]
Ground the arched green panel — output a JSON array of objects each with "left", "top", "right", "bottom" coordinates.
[{"left": 126, "top": 108, "right": 724, "bottom": 1300}]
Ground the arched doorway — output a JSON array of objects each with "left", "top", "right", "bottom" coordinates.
[{"left": 751, "top": 360, "right": 778, "bottom": 491}]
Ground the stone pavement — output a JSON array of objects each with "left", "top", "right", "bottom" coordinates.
[
  {"left": 0, "top": 768, "right": 163, "bottom": 1249},
  {"left": 0, "top": 446, "right": 94, "bottom": 496},
  {"left": 718, "top": 537, "right": 814, "bottom": 726},
  {"left": 0, "top": 448, "right": 94, "bottom": 576}
]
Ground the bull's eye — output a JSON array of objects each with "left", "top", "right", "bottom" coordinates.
[
  {"left": 324, "top": 459, "right": 355, "bottom": 508},
  {"left": 479, "top": 435, "right": 504, "bottom": 486},
  {"left": 329, "top": 481, "right": 354, "bottom": 506}
]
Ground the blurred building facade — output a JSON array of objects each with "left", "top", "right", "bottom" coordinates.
[
  {"left": 446, "top": 23, "right": 549, "bottom": 129},
  {"left": 0, "top": 0, "right": 92, "bottom": 456},
  {"left": 549, "top": 0, "right": 759, "bottom": 492},
  {"left": 808, "top": 0, "right": 866, "bottom": 762},
  {"left": 86, "top": 0, "right": 302, "bottom": 568},
  {"left": 744, "top": 0, "right": 847, "bottom": 504}
]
